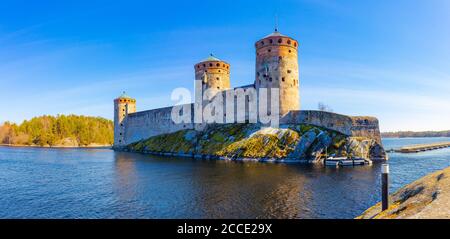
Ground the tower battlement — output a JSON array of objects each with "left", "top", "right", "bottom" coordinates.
[
  {"left": 255, "top": 30, "right": 300, "bottom": 116},
  {"left": 194, "top": 54, "right": 231, "bottom": 93},
  {"left": 113, "top": 92, "right": 136, "bottom": 148}
]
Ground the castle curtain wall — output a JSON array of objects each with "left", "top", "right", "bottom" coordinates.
[{"left": 124, "top": 104, "right": 195, "bottom": 144}]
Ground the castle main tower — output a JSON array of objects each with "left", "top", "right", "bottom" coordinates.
[
  {"left": 255, "top": 30, "right": 300, "bottom": 116},
  {"left": 113, "top": 92, "right": 136, "bottom": 148},
  {"left": 194, "top": 54, "right": 231, "bottom": 98}
]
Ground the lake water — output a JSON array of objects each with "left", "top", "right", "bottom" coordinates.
[{"left": 1, "top": 137, "right": 450, "bottom": 219}]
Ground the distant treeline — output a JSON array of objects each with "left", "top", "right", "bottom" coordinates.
[
  {"left": 382, "top": 131, "right": 450, "bottom": 138},
  {"left": 0, "top": 115, "right": 113, "bottom": 146}
]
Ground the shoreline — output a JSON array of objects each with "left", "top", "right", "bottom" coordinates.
[
  {"left": 120, "top": 149, "right": 386, "bottom": 164},
  {"left": 119, "top": 148, "right": 332, "bottom": 164},
  {"left": 0, "top": 144, "right": 112, "bottom": 149}
]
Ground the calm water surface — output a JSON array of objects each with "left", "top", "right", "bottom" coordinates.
[{"left": 1, "top": 137, "right": 450, "bottom": 219}]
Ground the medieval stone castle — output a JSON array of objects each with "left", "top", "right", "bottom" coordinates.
[{"left": 113, "top": 30, "right": 382, "bottom": 150}]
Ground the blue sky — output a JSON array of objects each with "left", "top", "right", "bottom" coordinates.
[{"left": 1, "top": 0, "right": 449, "bottom": 131}]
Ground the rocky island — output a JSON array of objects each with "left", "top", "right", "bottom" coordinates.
[{"left": 125, "top": 122, "right": 386, "bottom": 162}]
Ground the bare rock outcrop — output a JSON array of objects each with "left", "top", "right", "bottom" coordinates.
[{"left": 358, "top": 167, "right": 450, "bottom": 219}]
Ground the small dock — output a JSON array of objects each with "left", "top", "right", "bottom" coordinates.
[{"left": 393, "top": 142, "right": 450, "bottom": 153}]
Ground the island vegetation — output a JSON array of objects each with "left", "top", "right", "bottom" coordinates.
[
  {"left": 382, "top": 130, "right": 450, "bottom": 138},
  {"left": 126, "top": 123, "right": 385, "bottom": 161},
  {"left": 0, "top": 115, "right": 113, "bottom": 147}
]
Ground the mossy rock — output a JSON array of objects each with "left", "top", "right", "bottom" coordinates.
[{"left": 127, "top": 123, "right": 352, "bottom": 160}]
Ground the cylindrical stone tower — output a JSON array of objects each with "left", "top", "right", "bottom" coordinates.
[
  {"left": 194, "top": 54, "right": 231, "bottom": 96},
  {"left": 255, "top": 30, "right": 300, "bottom": 116},
  {"left": 113, "top": 92, "right": 136, "bottom": 148}
]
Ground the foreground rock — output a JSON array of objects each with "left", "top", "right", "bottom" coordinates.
[
  {"left": 126, "top": 124, "right": 386, "bottom": 162},
  {"left": 358, "top": 167, "right": 450, "bottom": 219}
]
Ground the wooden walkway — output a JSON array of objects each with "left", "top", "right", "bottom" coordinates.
[{"left": 393, "top": 142, "right": 450, "bottom": 153}]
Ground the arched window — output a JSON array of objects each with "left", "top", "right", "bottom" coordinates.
[
  {"left": 216, "top": 63, "right": 220, "bottom": 67},
  {"left": 287, "top": 40, "right": 291, "bottom": 45},
  {"left": 216, "top": 77, "right": 220, "bottom": 80},
  {"left": 294, "top": 42, "right": 297, "bottom": 47},
  {"left": 269, "top": 39, "right": 273, "bottom": 44},
  {"left": 209, "top": 63, "right": 213, "bottom": 67},
  {"left": 287, "top": 70, "right": 292, "bottom": 74},
  {"left": 278, "top": 38, "right": 282, "bottom": 43},
  {"left": 282, "top": 77, "right": 285, "bottom": 82}
]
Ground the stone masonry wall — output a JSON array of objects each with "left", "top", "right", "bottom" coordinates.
[
  {"left": 350, "top": 116, "right": 382, "bottom": 144},
  {"left": 124, "top": 104, "right": 195, "bottom": 145},
  {"left": 281, "top": 111, "right": 382, "bottom": 145},
  {"left": 281, "top": 110, "right": 353, "bottom": 135},
  {"left": 121, "top": 107, "right": 383, "bottom": 147}
]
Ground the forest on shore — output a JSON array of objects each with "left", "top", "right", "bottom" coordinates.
[
  {"left": 382, "top": 130, "right": 450, "bottom": 138},
  {"left": 0, "top": 115, "right": 113, "bottom": 147}
]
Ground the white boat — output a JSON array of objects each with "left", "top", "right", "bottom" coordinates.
[
  {"left": 325, "top": 157, "right": 347, "bottom": 166},
  {"left": 325, "top": 157, "right": 368, "bottom": 167}
]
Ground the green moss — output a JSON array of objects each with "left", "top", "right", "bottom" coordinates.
[
  {"left": 127, "top": 123, "right": 350, "bottom": 160},
  {"left": 128, "top": 129, "right": 197, "bottom": 154}
]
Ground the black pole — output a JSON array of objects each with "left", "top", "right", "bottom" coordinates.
[{"left": 381, "top": 164, "right": 389, "bottom": 211}]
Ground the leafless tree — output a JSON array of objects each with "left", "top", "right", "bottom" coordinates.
[{"left": 318, "top": 102, "right": 333, "bottom": 112}]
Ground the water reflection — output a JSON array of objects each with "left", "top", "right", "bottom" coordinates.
[{"left": 1, "top": 137, "right": 450, "bottom": 219}]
